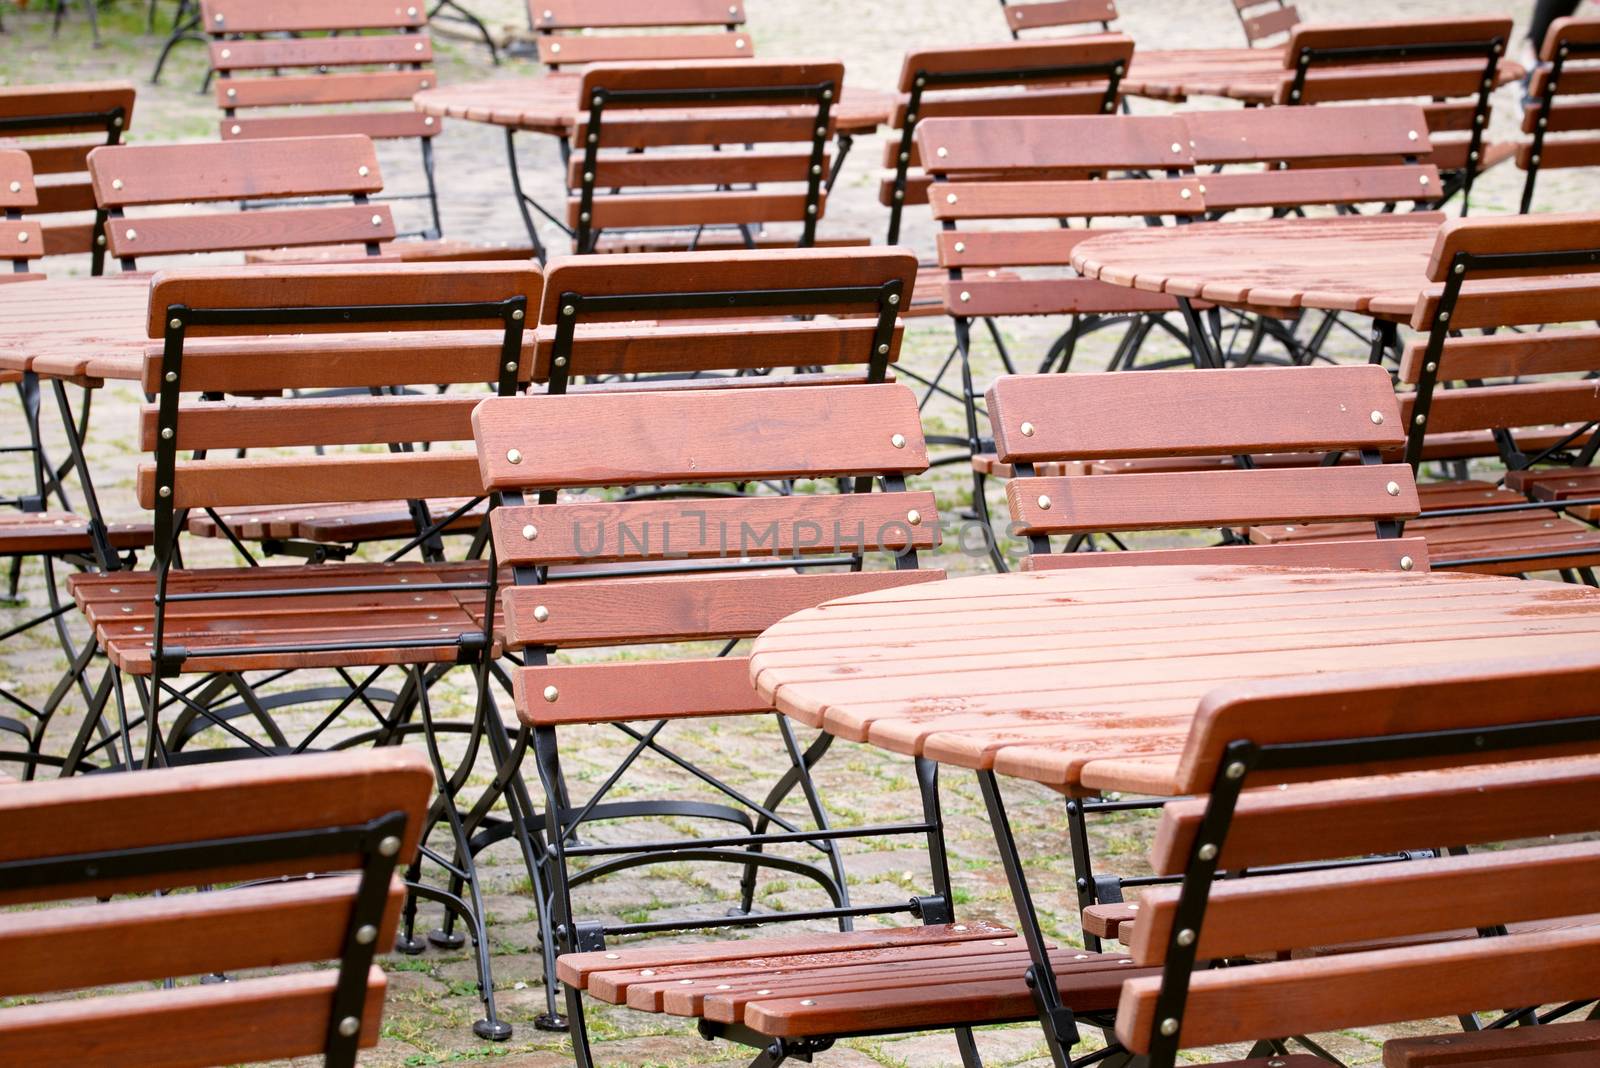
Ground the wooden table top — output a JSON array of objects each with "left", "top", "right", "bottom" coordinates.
[
  {"left": 1071, "top": 214, "right": 1443, "bottom": 319},
  {"left": 0, "top": 275, "right": 152, "bottom": 382},
  {"left": 1122, "top": 46, "right": 1523, "bottom": 103},
  {"left": 413, "top": 75, "right": 895, "bottom": 137},
  {"left": 748, "top": 565, "right": 1600, "bottom": 798}
]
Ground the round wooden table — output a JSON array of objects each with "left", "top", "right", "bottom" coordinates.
[
  {"left": 1071, "top": 214, "right": 1444, "bottom": 321},
  {"left": 0, "top": 275, "right": 152, "bottom": 383},
  {"left": 749, "top": 565, "right": 1600, "bottom": 797}
]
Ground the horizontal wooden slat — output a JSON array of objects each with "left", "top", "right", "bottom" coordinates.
[
  {"left": 0, "top": 81, "right": 136, "bottom": 130},
  {"left": 1243, "top": 4, "right": 1299, "bottom": 41},
  {"left": 88, "top": 135, "right": 383, "bottom": 207},
  {"left": 575, "top": 113, "right": 833, "bottom": 150},
  {"left": 142, "top": 394, "right": 477, "bottom": 451},
  {"left": 0, "top": 969, "right": 386, "bottom": 1068},
  {"left": 492, "top": 492, "right": 937, "bottom": 565},
  {"left": 6, "top": 139, "right": 95, "bottom": 175},
  {"left": 989, "top": 366, "right": 1405, "bottom": 462},
  {"left": 1522, "top": 99, "right": 1600, "bottom": 135},
  {"left": 209, "top": 35, "right": 433, "bottom": 71},
  {"left": 930, "top": 178, "right": 1203, "bottom": 220},
  {"left": 0, "top": 221, "right": 44, "bottom": 261},
  {"left": 579, "top": 59, "right": 842, "bottom": 99},
  {"left": 31, "top": 179, "right": 95, "bottom": 215},
  {"left": 1008, "top": 465, "right": 1418, "bottom": 534},
  {"left": 1405, "top": 380, "right": 1600, "bottom": 434},
  {"left": 201, "top": 0, "right": 423, "bottom": 33},
  {"left": 1517, "top": 135, "right": 1600, "bottom": 171},
  {"left": 106, "top": 204, "right": 395, "bottom": 258},
  {"left": 916, "top": 114, "right": 1193, "bottom": 174},
  {"left": 141, "top": 333, "right": 525, "bottom": 394},
  {"left": 223, "top": 111, "right": 438, "bottom": 141},
  {"left": 1384, "top": 1019, "right": 1600, "bottom": 1067},
  {"left": 1425, "top": 213, "right": 1600, "bottom": 282},
  {"left": 897, "top": 85, "right": 1110, "bottom": 127},
  {"left": 514, "top": 656, "right": 768, "bottom": 725},
  {"left": 542, "top": 32, "right": 751, "bottom": 65},
  {"left": 529, "top": 0, "right": 745, "bottom": 30},
  {"left": 935, "top": 229, "right": 1096, "bottom": 269},
  {"left": 1184, "top": 104, "right": 1432, "bottom": 162},
  {"left": 946, "top": 276, "right": 1178, "bottom": 316},
  {"left": 576, "top": 190, "right": 819, "bottom": 230},
  {"left": 1413, "top": 276, "right": 1600, "bottom": 331},
  {"left": 896, "top": 36, "right": 1133, "bottom": 92},
  {"left": 502, "top": 568, "right": 943, "bottom": 646},
  {"left": 473, "top": 383, "right": 929, "bottom": 491},
  {"left": 1200, "top": 165, "right": 1440, "bottom": 211},
  {"left": 1398, "top": 327, "right": 1600, "bottom": 382},
  {"left": 1004, "top": 0, "right": 1119, "bottom": 32},
  {"left": 1283, "top": 16, "right": 1513, "bottom": 58},
  {"left": 217, "top": 70, "right": 436, "bottom": 109},
  {"left": 530, "top": 319, "right": 900, "bottom": 380},
  {"left": 1280, "top": 64, "right": 1499, "bottom": 105},
  {"left": 140, "top": 451, "right": 482, "bottom": 510},
  {"left": 569, "top": 150, "right": 817, "bottom": 188},
  {"left": 1025, "top": 537, "right": 1428, "bottom": 572}
]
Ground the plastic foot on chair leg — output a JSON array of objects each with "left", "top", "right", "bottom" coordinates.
[
  {"left": 534, "top": 1012, "right": 569, "bottom": 1032},
  {"left": 474, "top": 1018, "right": 514, "bottom": 1041},
  {"left": 395, "top": 933, "right": 428, "bottom": 955},
  {"left": 428, "top": 927, "right": 467, "bottom": 949}
]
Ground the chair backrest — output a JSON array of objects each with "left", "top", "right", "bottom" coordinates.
[
  {"left": 1183, "top": 104, "right": 1441, "bottom": 214},
  {"left": 0, "top": 150, "right": 45, "bottom": 282},
  {"left": 999, "top": 0, "right": 1118, "bottom": 39},
  {"left": 1518, "top": 17, "right": 1600, "bottom": 212},
  {"left": 86, "top": 135, "right": 393, "bottom": 270},
  {"left": 0, "top": 748, "right": 433, "bottom": 1068},
  {"left": 1234, "top": 0, "right": 1299, "bottom": 47},
  {"left": 0, "top": 80, "right": 135, "bottom": 271},
  {"left": 880, "top": 35, "right": 1134, "bottom": 244},
  {"left": 987, "top": 365, "right": 1427, "bottom": 571},
  {"left": 528, "top": 0, "right": 752, "bottom": 68},
  {"left": 567, "top": 60, "right": 844, "bottom": 253},
  {"left": 533, "top": 246, "right": 915, "bottom": 390},
  {"left": 136, "top": 261, "right": 540, "bottom": 570},
  {"left": 1113, "top": 650, "right": 1600, "bottom": 1068},
  {"left": 1274, "top": 18, "right": 1513, "bottom": 206},
  {"left": 1401, "top": 214, "right": 1600, "bottom": 478},
  {"left": 916, "top": 113, "right": 1204, "bottom": 319}
]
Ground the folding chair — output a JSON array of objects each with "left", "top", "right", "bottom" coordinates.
[
  {"left": 1109, "top": 652, "right": 1600, "bottom": 1066},
  {"left": 1253, "top": 214, "right": 1600, "bottom": 581},
  {"left": 0, "top": 81, "right": 134, "bottom": 275},
  {"left": 63, "top": 260, "right": 539, "bottom": 1040},
  {"left": 1271, "top": 18, "right": 1516, "bottom": 213},
  {"left": 201, "top": 0, "right": 530, "bottom": 262},
  {"left": 561, "top": 60, "right": 860, "bottom": 256},
  {"left": 914, "top": 113, "right": 1206, "bottom": 565},
  {"left": 517, "top": 0, "right": 754, "bottom": 68},
  {"left": 876, "top": 35, "right": 1132, "bottom": 334},
  {"left": 999, "top": 0, "right": 1118, "bottom": 39},
  {"left": 1233, "top": 0, "right": 1299, "bottom": 47},
  {"left": 1517, "top": 16, "right": 1600, "bottom": 213},
  {"left": 0, "top": 748, "right": 432, "bottom": 1068}
]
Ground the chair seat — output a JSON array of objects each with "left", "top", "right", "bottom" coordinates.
[
  {"left": 1383, "top": 1019, "right": 1600, "bottom": 1067},
  {"left": 971, "top": 452, "right": 1081, "bottom": 478},
  {"left": 0, "top": 511, "right": 152, "bottom": 554},
  {"left": 187, "top": 499, "right": 487, "bottom": 545},
  {"left": 557, "top": 921, "right": 1151, "bottom": 1039},
  {"left": 70, "top": 561, "right": 495, "bottom": 674},
  {"left": 245, "top": 238, "right": 535, "bottom": 264}
]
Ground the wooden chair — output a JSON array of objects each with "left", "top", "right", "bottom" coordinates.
[
  {"left": 1271, "top": 18, "right": 1517, "bottom": 212},
  {"left": 63, "top": 260, "right": 539, "bottom": 1040},
  {"left": 1253, "top": 215, "right": 1600, "bottom": 582},
  {"left": 0, "top": 81, "right": 134, "bottom": 274},
  {"left": 518, "top": 0, "right": 754, "bottom": 68},
  {"left": 0, "top": 149, "right": 44, "bottom": 282},
  {"left": 1518, "top": 16, "right": 1600, "bottom": 213},
  {"left": 564, "top": 59, "right": 853, "bottom": 255},
  {"left": 85, "top": 135, "right": 395, "bottom": 272},
  {"left": 0, "top": 749, "right": 432, "bottom": 1067},
  {"left": 879, "top": 34, "right": 1133, "bottom": 319},
  {"left": 999, "top": 0, "right": 1118, "bottom": 39},
  {"left": 200, "top": 0, "right": 531, "bottom": 263},
  {"left": 1109, "top": 651, "right": 1600, "bottom": 1067},
  {"left": 1233, "top": 0, "right": 1298, "bottom": 47}
]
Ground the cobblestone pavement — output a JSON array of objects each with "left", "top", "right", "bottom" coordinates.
[{"left": 0, "top": 1, "right": 1572, "bottom": 1065}]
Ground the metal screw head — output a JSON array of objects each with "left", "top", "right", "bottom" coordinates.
[
  {"left": 230, "top": 124, "right": 242, "bottom": 135},
  {"left": 735, "top": 38, "right": 747, "bottom": 48},
  {"left": 226, "top": 88, "right": 237, "bottom": 98},
  {"left": 511, "top": 308, "right": 525, "bottom": 321},
  {"left": 161, "top": 427, "right": 174, "bottom": 440},
  {"left": 1197, "top": 843, "right": 1218, "bottom": 861},
  {"left": 1424, "top": 361, "right": 1437, "bottom": 373},
  {"left": 812, "top": 164, "right": 823, "bottom": 176},
  {"left": 507, "top": 448, "right": 522, "bottom": 465},
  {"left": 890, "top": 433, "right": 906, "bottom": 449},
  {"left": 533, "top": 605, "right": 550, "bottom": 622},
  {"left": 1438, "top": 311, "right": 1449, "bottom": 322},
  {"left": 425, "top": 117, "right": 435, "bottom": 126},
  {"left": 1386, "top": 481, "right": 1400, "bottom": 496},
  {"left": 953, "top": 241, "right": 965, "bottom": 253},
  {"left": 377, "top": 835, "right": 401, "bottom": 857},
  {"left": 806, "top": 204, "right": 817, "bottom": 215},
  {"left": 543, "top": 685, "right": 559, "bottom": 703},
  {"left": 213, "top": 11, "right": 224, "bottom": 22},
  {"left": 1180, "top": 187, "right": 1192, "bottom": 199},
  {"left": 800, "top": 999, "right": 816, "bottom": 1006},
  {"left": 125, "top": 228, "right": 137, "bottom": 240},
  {"left": 562, "top": 303, "right": 576, "bottom": 316},
  {"left": 522, "top": 524, "right": 538, "bottom": 540},
  {"left": 338, "top": 1016, "right": 361, "bottom": 1038},
  {"left": 876, "top": 343, "right": 889, "bottom": 355},
  {"left": 1160, "top": 1018, "right": 1179, "bottom": 1037},
  {"left": 1037, "top": 494, "right": 1052, "bottom": 510},
  {"left": 1175, "top": 928, "right": 1195, "bottom": 946},
  {"left": 158, "top": 485, "right": 172, "bottom": 498},
  {"left": 1408, "top": 129, "right": 1418, "bottom": 141},
  {"left": 1370, "top": 410, "right": 1384, "bottom": 424},
  {"left": 936, "top": 146, "right": 948, "bottom": 158},
  {"left": 111, "top": 178, "right": 124, "bottom": 191},
  {"left": 1400, "top": 555, "right": 1415, "bottom": 572},
  {"left": 887, "top": 293, "right": 899, "bottom": 305},
  {"left": 15, "top": 230, "right": 29, "bottom": 244},
  {"left": 407, "top": 6, "right": 418, "bottom": 15},
  {"left": 907, "top": 509, "right": 922, "bottom": 526},
  {"left": 1170, "top": 142, "right": 1182, "bottom": 153},
  {"left": 1414, "top": 413, "right": 1426, "bottom": 426},
  {"left": 1419, "top": 175, "right": 1430, "bottom": 186},
  {"left": 220, "top": 48, "right": 231, "bottom": 58},
  {"left": 355, "top": 924, "right": 378, "bottom": 945},
  {"left": 358, "top": 165, "right": 370, "bottom": 177},
  {"left": 815, "top": 126, "right": 826, "bottom": 137},
  {"left": 1020, "top": 421, "right": 1035, "bottom": 437},
  {"left": 370, "top": 214, "right": 383, "bottom": 227},
  {"left": 582, "top": 170, "right": 594, "bottom": 182},
  {"left": 946, "top": 193, "right": 957, "bottom": 204},
  {"left": 505, "top": 361, "right": 518, "bottom": 372},
  {"left": 959, "top": 291, "right": 971, "bottom": 303},
  {"left": 164, "top": 371, "right": 177, "bottom": 382},
  {"left": 580, "top": 212, "right": 590, "bottom": 222},
  {"left": 1225, "top": 761, "right": 1246, "bottom": 779}
]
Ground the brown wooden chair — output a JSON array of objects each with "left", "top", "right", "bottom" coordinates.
[
  {"left": 1518, "top": 16, "right": 1600, "bottom": 213},
  {"left": 564, "top": 59, "right": 855, "bottom": 255},
  {"left": 1109, "top": 651, "right": 1600, "bottom": 1067},
  {"left": 0, "top": 149, "right": 44, "bottom": 283},
  {"left": 200, "top": 0, "right": 532, "bottom": 263},
  {"left": 999, "top": 0, "right": 1118, "bottom": 39},
  {"left": 517, "top": 0, "right": 754, "bottom": 68},
  {"left": 879, "top": 35, "right": 1133, "bottom": 328},
  {"left": 1271, "top": 18, "right": 1517, "bottom": 212},
  {"left": 1253, "top": 215, "right": 1600, "bottom": 582},
  {"left": 63, "top": 260, "right": 539, "bottom": 1040},
  {"left": 85, "top": 135, "right": 396, "bottom": 272},
  {"left": 1233, "top": 0, "right": 1298, "bottom": 47},
  {"left": 0, "top": 80, "right": 134, "bottom": 275},
  {"left": 0, "top": 747, "right": 433, "bottom": 1068}
]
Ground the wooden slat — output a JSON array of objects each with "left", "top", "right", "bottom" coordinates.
[
  {"left": 1384, "top": 1020, "right": 1600, "bottom": 1067},
  {"left": 491, "top": 492, "right": 938, "bottom": 565},
  {"left": 209, "top": 35, "right": 433, "bottom": 71},
  {"left": 1398, "top": 328, "right": 1600, "bottom": 382},
  {"left": 30, "top": 179, "right": 95, "bottom": 214},
  {"left": 504, "top": 568, "right": 942, "bottom": 647},
  {"left": 105, "top": 204, "right": 395, "bottom": 259},
  {"left": 936, "top": 229, "right": 1096, "bottom": 269},
  {"left": 140, "top": 333, "right": 525, "bottom": 394},
  {"left": 0, "top": 150, "right": 36, "bottom": 209},
  {"left": 1004, "top": 0, "right": 1119, "bottom": 32},
  {"left": 1426, "top": 213, "right": 1600, "bottom": 282},
  {"left": 568, "top": 150, "right": 816, "bottom": 188},
  {"left": 0, "top": 81, "right": 136, "bottom": 131},
  {"left": 895, "top": 85, "right": 1109, "bottom": 127},
  {"left": 576, "top": 114, "right": 831, "bottom": 150},
  {"left": 576, "top": 190, "right": 818, "bottom": 230},
  {"left": 530, "top": 319, "right": 901, "bottom": 380},
  {"left": 141, "top": 394, "right": 478, "bottom": 451},
  {"left": 1184, "top": 103, "right": 1431, "bottom": 163},
  {"left": 1025, "top": 537, "right": 1428, "bottom": 573},
  {"left": 201, "top": 0, "right": 424, "bottom": 33},
  {"left": 895, "top": 36, "right": 1133, "bottom": 92},
  {"left": 1243, "top": 4, "right": 1299, "bottom": 42},
  {"left": 989, "top": 366, "right": 1405, "bottom": 463},
  {"left": 88, "top": 135, "right": 383, "bottom": 207},
  {"left": 1280, "top": 63, "right": 1501, "bottom": 106},
  {"left": 1200, "top": 165, "right": 1440, "bottom": 211},
  {"left": 1516, "top": 136, "right": 1600, "bottom": 171},
  {"left": 916, "top": 114, "right": 1193, "bottom": 174},
  {"left": 1413, "top": 276, "right": 1600, "bottom": 331},
  {"left": 542, "top": 33, "right": 751, "bottom": 65},
  {"left": 514, "top": 656, "right": 768, "bottom": 725},
  {"left": 1404, "top": 380, "right": 1600, "bottom": 434},
  {"left": 529, "top": 0, "right": 745, "bottom": 30},
  {"left": 473, "top": 383, "right": 929, "bottom": 491},
  {"left": 579, "top": 59, "right": 843, "bottom": 99},
  {"left": 140, "top": 451, "right": 482, "bottom": 510},
  {"left": 216, "top": 70, "right": 435, "bottom": 109},
  {"left": 0, "top": 221, "right": 44, "bottom": 262},
  {"left": 0, "top": 969, "right": 386, "bottom": 1068},
  {"left": 929, "top": 178, "right": 1204, "bottom": 220},
  {"left": 1282, "top": 17, "right": 1514, "bottom": 60},
  {"left": 945, "top": 277, "right": 1178, "bottom": 317},
  {"left": 223, "top": 111, "right": 437, "bottom": 141},
  {"left": 6, "top": 139, "right": 95, "bottom": 176}
]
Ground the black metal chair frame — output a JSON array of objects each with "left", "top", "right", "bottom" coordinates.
[
  {"left": 1518, "top": 34, "right": 1600, "bottom": 213},
  {"left": 0, "top": 98, "right": 126, "bottom": 276}
]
